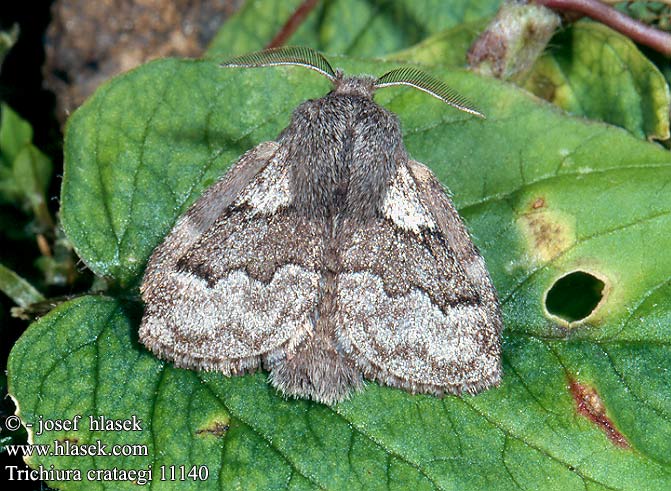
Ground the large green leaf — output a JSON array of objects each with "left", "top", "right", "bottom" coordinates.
[
  {"left": 8, "top": 55, "right": 671, "bottom": 489},
  {"left": 390, "top": 20, "right": 671, "bottom": 141},
  {"left": 390, "top": 19, "right": 487, "bottom": 68},
  {"left": 206, "top": 0, "right": 501, "bottom": 59},
  {"left": 523, "top": 21, "right": 670, "bottom": 141}
]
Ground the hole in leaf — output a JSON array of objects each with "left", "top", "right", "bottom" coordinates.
[{"left": 545, "top": 271, "right": 605, "bottom": 323}]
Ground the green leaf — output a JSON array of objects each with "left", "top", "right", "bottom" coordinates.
[
  {"left": 13, "top": 145, "right": 51, "bottom": 199},
  {"left": 389, "top": 20, "right": 671, "bottom": 142},
  {"left": 522, "top": 20, "right": 670, "bottom": 141},
  {"left": 0, "top": 262, "right": 44, "bottom": 307},
  {"left": 10, "top": 290, "right": 671, "bottom": 490},
  {"left": 0, "top": 435, "right": 14, "bottom": 452},
  {"left": 0, "top": 103, "right": 53, "bottom": 220},
  {"left": 0, "top": 23, "right": 19, "bottom": 67},
  {"left": 9, "top": 55, "right": 671, "bottom": 489},
  {"left": 206, "top": 0, "right": 305, "bottom": 58},
  {"left": 206, "top": 0, "right": 501, "bottom": 59},
  {"left": 389, "top": 19, "right": 486, "bottom": 68},
  {"left": 0, "top": 103, "right": 33, "bottom": 165},
  {"left": 12, "top": 144, "right": 53, "bottom": 222},
  {"left": 0, "top": 164, "right": 22, "bottom": 204},
  {"left": 614, "top": 1, "right": 671, "bottom": 32}
]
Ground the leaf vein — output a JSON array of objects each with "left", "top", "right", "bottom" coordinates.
[{"left": 199, "top": 382, "right": 325, "bottom": 490}]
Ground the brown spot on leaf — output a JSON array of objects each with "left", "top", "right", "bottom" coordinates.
[
  {"left": 527, "top": 217, "right": 562, "bottom": 250},
  {"left": 518, "top": 205, "right": 575, "bottom": 262},
  {"left": 569, "top": 380, "right": 629, "bottom": 448},
  {"left": 58, "top": 436, "right": 79, "bottom": 444},
  {"left": 196, "top": 420, "right": 230, "bottom": 437},
  {"left": 526, "top": 71, "right": 558, "bottom": 102}
]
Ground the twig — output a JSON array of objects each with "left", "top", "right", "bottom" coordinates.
[
  {"left": 266, "top": 0, "right": 320, "bottom": 49},
  {"left": 536, "top": 0, "right": 671, "bottom": 56}
]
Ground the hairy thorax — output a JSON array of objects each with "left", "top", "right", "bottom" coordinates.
[{"left": 280, "top": 77, "right": 408, "bottom": 221}]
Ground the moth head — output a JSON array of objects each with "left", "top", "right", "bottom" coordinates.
[
  {"left": 221, "top": 46, "right": 485, "bottom": 118},
  {"left": 331, "top": 71, "right": 377, "bottom": 99}
]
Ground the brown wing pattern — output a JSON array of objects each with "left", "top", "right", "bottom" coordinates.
[
  {"left": 140, "top": 142, "right": 326, "bottom": 374},
  {"left": 336, "top": 160, "right": 502, "bottom": 395}
]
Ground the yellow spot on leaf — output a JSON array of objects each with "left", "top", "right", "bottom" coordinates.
[{"left": 517, "top": 198, "right": 575, "bottom": 262}]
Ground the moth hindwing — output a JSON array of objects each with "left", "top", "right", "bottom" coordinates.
[{"left": 140, "top": 47, "right": 501, "bottom": 405}]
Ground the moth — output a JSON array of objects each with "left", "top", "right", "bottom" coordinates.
[{"left": 140, "top": 47, "right": 502, "bottom": 405}]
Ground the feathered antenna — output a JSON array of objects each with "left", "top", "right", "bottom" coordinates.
[
  {"left": 222, "top": 48, "right": 484, "bottom": 118},
  {"left": 376, "top": 67, "right": 485, "bottom": 118},
  {"left": 221, "top": 46, "right": 336, "bottom": 81}
]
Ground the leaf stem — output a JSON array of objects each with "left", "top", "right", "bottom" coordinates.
[
  {"left": 535, "top": 0, "right": 671, "bottom": 56},
  {"left": 266, "top": 0, "right": 319, "bottom": 49}
]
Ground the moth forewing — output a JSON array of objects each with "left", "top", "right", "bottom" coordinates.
[{"left": 140, "top": 47, "right": 502, "bottom": 404}]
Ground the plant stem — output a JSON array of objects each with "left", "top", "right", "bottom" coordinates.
[
  {"left": 266, "top": 0, "right": 319, "bottom": 48},
  {"left": 536, "top": 0, "right": 671, "bottom": 56}
]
